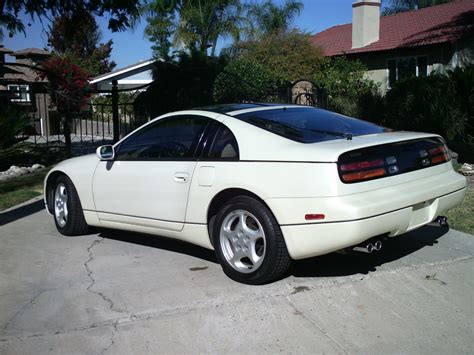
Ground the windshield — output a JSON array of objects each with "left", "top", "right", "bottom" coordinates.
[{"left": 234, "top": 107, "right": 387, "bottom": 143}]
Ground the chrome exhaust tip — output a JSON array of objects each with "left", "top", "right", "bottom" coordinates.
[
  {"left": 353, "top": 243, "right": 374, "bottom": 253},
  {"left": 373, "top": 240, "right": 382, "bottom": 251},
  {"left": 435, "top": 216, "right": 449, "bottom": 227}
]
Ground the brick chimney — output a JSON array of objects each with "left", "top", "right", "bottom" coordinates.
[{"left": 352, "top": 1, "right": 381, "bottom": 49}]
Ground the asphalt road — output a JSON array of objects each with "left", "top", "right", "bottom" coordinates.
[{"left": 1, "top": 199, "right": 473, "bottom": 354}]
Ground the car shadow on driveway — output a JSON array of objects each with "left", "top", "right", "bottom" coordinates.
[
  {"left": 99, "top": 229, "right": 219, "bottom": 264},
  {"left": 98, "top": 224, "right": 449, "bottom": 279},
  {"left": 291, "top": 224, "right": 449, "bottom": 278}
]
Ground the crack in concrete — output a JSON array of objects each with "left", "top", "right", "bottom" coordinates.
[
  {"left": 84, "top": 237, "right": 128, "bottom": 355},
  {"left": 99, "top": 321, "right": 118, "bottom": 355},
  {"left": 285, "top": 296, "right": 348, "bottom": 354},
  {"left": 2, "top": 290, "right": 48, "bottom": 331},
  {"left": 2, "top": 253, "right": 472, "bottom": 346},
  {"left": 85, "top": 238, "right": 124, "bottom": 315}
]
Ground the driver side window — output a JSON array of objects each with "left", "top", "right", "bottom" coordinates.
[{"left": 115, "top": 115, "right": 210, "bottom": 161}]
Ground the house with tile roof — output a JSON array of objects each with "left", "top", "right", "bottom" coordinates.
[
  {"left": 311, "top": 0, "right": 474, "bottom": 93},
  {"left": 0, "top": 46, "right": 53, "bottom": 135}
]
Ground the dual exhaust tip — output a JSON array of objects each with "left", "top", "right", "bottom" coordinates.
[
  {"left": 351, "top": 216, "right": 448, "bottom": 254},
  {"left": 353, "top": 240, "right": 382, "bottom": 253}
]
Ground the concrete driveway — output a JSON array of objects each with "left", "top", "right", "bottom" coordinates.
[{"left": 1, "top": 199, "right": 473, "bottom": 354}]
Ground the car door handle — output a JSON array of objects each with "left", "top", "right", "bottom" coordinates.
[{"left": 173, "top": 172, "right": 189, "bottom": 183}]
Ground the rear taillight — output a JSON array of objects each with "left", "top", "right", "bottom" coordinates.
[
  {"left": 339, "top": 158, "right": 386, "bottom": 183},
  {"left": 337, "top": 139, "right": 450, "bottom": 183},
  {"left": 339, "top": 159, "right": 384, "bottom": 172},
  {"left": 429, "top": 145, "right": 450, "bottom": 165},
  {"left": 341, "top": 168, "right": 385, "bottom": 183}
]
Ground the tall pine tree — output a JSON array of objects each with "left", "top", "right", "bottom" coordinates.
[{"left": 48, "top": 8, "right": 116, "bottom": 76}]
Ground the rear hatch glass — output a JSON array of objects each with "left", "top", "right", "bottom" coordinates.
[{"left": 234, "top": 107, "right": 386, "bottom": 143}]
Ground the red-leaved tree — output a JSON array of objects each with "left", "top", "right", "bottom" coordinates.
[{"left": 38, "top": 56, "right": 93, "bottom": 156}]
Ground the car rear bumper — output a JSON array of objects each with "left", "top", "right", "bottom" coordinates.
[{"left": 281, "top": 187, "right": 465, "bottom": 260}]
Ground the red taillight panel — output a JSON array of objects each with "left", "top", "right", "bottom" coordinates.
[
  {"left": 429, "top": 145, "right": 449, "bottom": 165},
  {"left": 428, "top": 146, "right": 446, "bottom": 155},
  {"left": 340, "top": 159, "right": 384, "bottom": 172}
]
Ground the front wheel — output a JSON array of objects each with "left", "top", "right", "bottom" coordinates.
[
  {"left": 53, "top": 175, "right": 89, "bottom": 236},
  {"left": 213, "top": 196, "right": 291, "bottom": 284}
]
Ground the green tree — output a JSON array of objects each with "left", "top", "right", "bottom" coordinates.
[
  {"left": 48, "top": 8, "right": 116, "bottom": 76},
  {"left": 382, "top": 0, "right": 452, "bottom": 15},
  {"left": 230, "top": 30, "right": 323, "bottom": 83},
  {"left": 313, "top": 56, "right": 378, "bottom": 117},
  {"left": 246, "top": 0, "right": 303, "bottom": 38},
  {"left": 145, "top": 0, "right": 246, "bottom": 58},
  {"left": 0, "top": 0, "right": 141, "bottom": 39},
  {"left": 213, "top": 58, "right": 280, "bottom": 102}
]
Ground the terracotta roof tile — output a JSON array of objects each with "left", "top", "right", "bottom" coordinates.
[{"left": 311, "top": 0, "right": 474, "bottom": 56}]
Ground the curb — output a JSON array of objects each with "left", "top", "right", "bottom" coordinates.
[{"left": 0, "top": 195, "right": 44, "bottom": 214}]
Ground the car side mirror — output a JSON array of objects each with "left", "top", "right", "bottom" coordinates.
[{"left": 96, "top": 145, "right": 115, "bottom": 160}]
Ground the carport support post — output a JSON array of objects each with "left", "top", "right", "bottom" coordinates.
[{"left": 112, "top": 80, "right": 119, "bottom": 143}]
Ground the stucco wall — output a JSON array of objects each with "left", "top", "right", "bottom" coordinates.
[{"left": 351, "top": 43, "right": 461, "bottom": 94}]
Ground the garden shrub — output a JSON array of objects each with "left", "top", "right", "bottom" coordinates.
[
  {"left": 213, "top": 58, "right": 283, "bottom": 103},
  {"left": 384, "top": 71, "right": 468, "bottom": 141},
  {"left": 313, "top": 56, "right": 378, "bottom": 117}
]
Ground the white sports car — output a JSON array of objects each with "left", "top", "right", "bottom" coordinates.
[{"left": 44, "top": 104, "right": 466, "bottom": 284}]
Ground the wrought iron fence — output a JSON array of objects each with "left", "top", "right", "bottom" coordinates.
[
  {"left": 5, "top": 81, "right": 152, "bottom": 156},
  {"left": 3, "top": 63, "right": 328, "bottom": 158}
]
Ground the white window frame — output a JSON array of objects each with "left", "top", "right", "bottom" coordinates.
[
  {"left": 386, "top": 55, "right": 429, "bottom": 89},
  {"left": 7, "top": 84, "right": 31, "bottom": 103}
]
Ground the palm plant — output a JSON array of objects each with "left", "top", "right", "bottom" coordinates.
[
  {"left": 0, "top": 107, "right": 31, "bottom": 149},
  {"left": 246, "top": 0, "right": 303, "bottom": 38},
  {"left": 145, "top": 0, "right": 247, "bottom": 57}
]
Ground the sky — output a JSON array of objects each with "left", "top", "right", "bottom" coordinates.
[{"left": 3, "top": 0, "right": 357, "bottom": 69}]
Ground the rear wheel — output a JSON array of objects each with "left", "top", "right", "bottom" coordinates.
[
  {"left": 53, "top": 175, "right": 89, "bottom": 236},
  {"left": 213, "top": 196, "right": 291, "bottom": 284}
]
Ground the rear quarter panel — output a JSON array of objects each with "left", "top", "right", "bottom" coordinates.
[{"left": 185, "top": 161, "right": 338, "bottom": 224}]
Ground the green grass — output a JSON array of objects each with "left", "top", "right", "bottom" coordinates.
[
  {"left": 0, "top": 168, "right": 49, "bottom": 211},
  {"left": 0, "top": 142, "right": 66, "bottom": 211},
  {"left": 447, "top": 185, "right": 474, "bottom": 235}
]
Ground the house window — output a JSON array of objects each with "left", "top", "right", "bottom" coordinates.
[
  {"left": 7, "top": 84, "right": 31, "bottom": 102},
  {"left": 387, "top": 56, "right": 428, "bottom": 88}
]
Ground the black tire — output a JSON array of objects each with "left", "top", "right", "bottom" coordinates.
[
  {"left": 52, "top": 175, "right": 89, "bottom": 236},
  {"left": 212, "top": 195, "right": 291, "bottom": 284}
]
